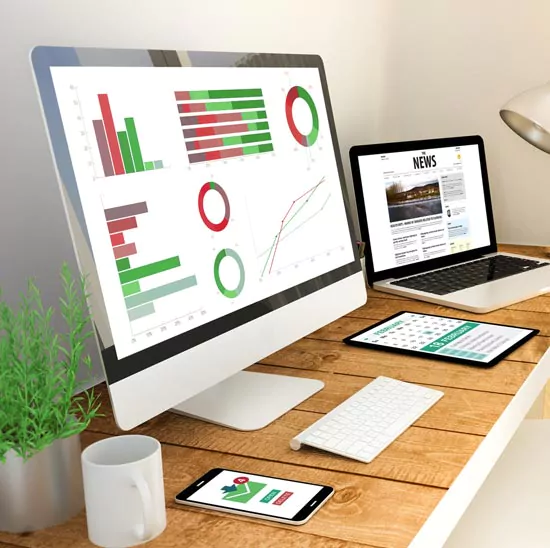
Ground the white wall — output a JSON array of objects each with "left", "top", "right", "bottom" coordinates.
[
  {"left": 2, "top": 0, "right": 549, "bottom": 311},
  {"left": 0, "top": 0, "right": 387, "bottom": 303},
  {"left": 0, "top": 0, "right": 387, "bottom": 380},
  {"left": 377, "top": 0, "right": 550, "bottom": 245}
]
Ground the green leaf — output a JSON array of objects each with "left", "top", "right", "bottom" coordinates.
[{"left": 0, "top": 265, "right": 100, "bottom": 461}]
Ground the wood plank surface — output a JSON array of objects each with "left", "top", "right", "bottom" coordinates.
[
  {"left": 249, "top": 365, "right": 511, "bottom": 436},
  {"left": 351, "top": 297, "right": 550, "bottom": 335},
  {"left": 1, "top": 245, "right": 546, "bottom": 548},
  {"left": 262, "top": 338, "right": 535, "bottom": 394},
  {"left": 85, "top": 389, "right": 481, "bottom": 489},
  {"left": 0, "top": 430, "right": 443, "bottom": 548},
  {"left": 1, "top": 511, "right": 373, "bottom": 548}
]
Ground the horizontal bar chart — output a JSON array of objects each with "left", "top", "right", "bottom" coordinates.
[
  {"left": 113, "top": 242, "right": 137, "bottom": 260},
  {"left": 175, "top": 89, "right": 263, "bottom": 101},
  {"left": 174, "top": 88, "right": 274, "bottom": 165},
  {"left": 128, "top": 302, "right": 156, "bottom": 322},
  {"left": 185, "top": 131, "right": 272, "bottom": 152},
  {"left": 177, "top": 99, "right": 265, "bottom": 114},
  {"left": 108, "top": 216, "right": 137, "bottom": 234},
  {"left": 183, "top": 121, "right": 269, "bottom": 139},
  {"left": 105, "top": 201, "right": 148, "bottom": 221},
  {"left": 125, "top": 276, "right": 197, "bottom": 310},
  {"left": 110, "top": 232, "right": 125, "bottom": 246},
  {"left": 92, "top": 94, "right": 165, "bottom": 177},
  {"left": 117, "top": 257, "right": 131, "bottom": 272},
  {"left": 180, "top": 111, "right": 267, "bottom": 126},
  {"left": 119, "top": 256, "right": 181, "bottom": 284},
  {"left": 122, "top": 281, "right": 141, "bottom": 297},
  {"left": 188, "top": 143, "right": 274, "bottom": 164},
  {"left": 105, "top": 200, "right": 197, "bottom": 323}
]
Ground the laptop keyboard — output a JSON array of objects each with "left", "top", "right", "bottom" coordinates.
[{"left": 390, "top": 255, "right": 547, "bottom": 295}]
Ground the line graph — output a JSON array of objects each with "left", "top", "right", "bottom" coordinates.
[{"left": 260, "top": 177, "right": 330, "bottom": 276}]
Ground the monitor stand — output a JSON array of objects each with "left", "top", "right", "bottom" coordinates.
[{"left": 170, "top": 371, "right": 324, "bottom": 431}]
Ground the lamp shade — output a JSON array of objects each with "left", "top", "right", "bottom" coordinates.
[{"left": 500, "top": 82, "right": 550, "bottom": 154}]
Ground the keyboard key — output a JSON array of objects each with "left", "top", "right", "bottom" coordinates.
[
  {"left": 335, "top": 439, "right": 354, "bottom": 452},
  {"left": 348, "top": 441, "right": 367, "bottom": 455}
]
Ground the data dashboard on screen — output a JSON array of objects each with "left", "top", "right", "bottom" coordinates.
[{"left": 50, "top": 66, "right": 354, "bottom": 359}]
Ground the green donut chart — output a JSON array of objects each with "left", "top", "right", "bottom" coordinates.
[{"left": 214, "top": 248, "right": 245, "bottom": 298}]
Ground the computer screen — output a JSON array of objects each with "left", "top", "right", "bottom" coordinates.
[
  {"left": 49, "top": 64, "right": 354, "bottom": 361},
  {"left": 32, "top": 47, "right": 365, "bottom": 430},
  {"left": 356, "top": 142, "right": 492, "bottom": 273}
]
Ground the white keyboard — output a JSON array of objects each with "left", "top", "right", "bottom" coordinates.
[{"left": 290, "top": 376, "right": 443, "bottom": 463}]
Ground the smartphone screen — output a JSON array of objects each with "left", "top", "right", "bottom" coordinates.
[{"left": 175, "top": 468, "right": 333, "bottom": 524}]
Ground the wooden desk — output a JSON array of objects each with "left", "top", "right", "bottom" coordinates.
[{"left": 1, "top": 244, "right": 549, "bottom": 548}]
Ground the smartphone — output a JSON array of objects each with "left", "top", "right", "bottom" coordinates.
[{"left": 175, "top": 468, "right": 334, "bottom": 525}]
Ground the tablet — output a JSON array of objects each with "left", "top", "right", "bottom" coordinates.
[{"left": 343, "top": 312, "right": 538, "bottom": 367}]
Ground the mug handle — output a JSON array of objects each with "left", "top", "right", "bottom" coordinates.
[{"left": 132, "top": 474, "right": 154, "bottom": 541}]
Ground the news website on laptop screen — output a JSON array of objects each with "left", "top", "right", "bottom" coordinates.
[{"left": 357, "top": 142, "right": 492, "bottom": 274}]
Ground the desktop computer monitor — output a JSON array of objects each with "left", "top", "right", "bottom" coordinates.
[{"left": 31, "top": 47, "right": 366, "bottom": 431}]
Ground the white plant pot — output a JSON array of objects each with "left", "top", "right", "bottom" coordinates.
[{"left": 0, "top": 433, "right": 84, "bottom": 533}]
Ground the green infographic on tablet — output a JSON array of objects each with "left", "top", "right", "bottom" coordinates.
[{"left": 344, "top": 311, "right": 538, "bottom": 367}]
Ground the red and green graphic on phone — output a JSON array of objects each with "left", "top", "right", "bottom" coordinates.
[{"left": 221, "top": 476, "right": 294, "bottom": 505}]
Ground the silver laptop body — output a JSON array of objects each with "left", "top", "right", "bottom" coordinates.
[{"left": 350, "top": 135, "right": 550, "bottom": 313}]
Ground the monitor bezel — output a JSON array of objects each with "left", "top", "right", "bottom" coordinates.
[
  {"left": 31, "top": 46, "right": 361, "bottom": 386},
  {"left": 349, "top": 135, "right": 497, "bottom": 285}
]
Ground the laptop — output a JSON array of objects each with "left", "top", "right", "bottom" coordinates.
[{"left": 350, "top": 135, "right": 550, "bottom": 313}]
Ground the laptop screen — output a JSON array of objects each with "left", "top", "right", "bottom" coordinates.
[{"left": 356, "top": 141, "right": 492, "bottom": 274}]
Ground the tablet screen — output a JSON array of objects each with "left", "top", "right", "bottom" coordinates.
[{"left": 344, "top": 312, "right": 537, "bottom": 367}]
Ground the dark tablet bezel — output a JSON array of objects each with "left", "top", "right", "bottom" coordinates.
[{"left": 343, "top": 311, "right": 538, "bottom": 368}]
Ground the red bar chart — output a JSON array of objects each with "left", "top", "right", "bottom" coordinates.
[{"left": 93, "top": 94, "right": 165, "bottom": 177}]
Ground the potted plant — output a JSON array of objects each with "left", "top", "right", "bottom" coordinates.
[{"left": 0, "top": 264, "right": 101, "bottom": 533}]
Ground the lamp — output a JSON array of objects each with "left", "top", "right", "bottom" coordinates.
[
  {"left": 500, "top": 83, "right": 550, "bottom": 256},
  {"left": 500, "top": 82, "right": 550, "bottom": 153}
]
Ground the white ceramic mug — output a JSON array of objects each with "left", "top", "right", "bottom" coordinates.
[{"left": 81, "top": 435, "right": 166, "bottom": 547}]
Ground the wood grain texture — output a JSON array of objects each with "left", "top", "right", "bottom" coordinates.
[
  {"left": 87, "top": 392, "right": 481, "bottom": 490},
  {"left": 1, "top": 245, "right": 545, "bottom": 548},
  {"left": 0, "top": 431, "right": 442, "bottom": 548},
  {"left": 498, "top": 244, "right": 549, "bottom": 259},
  {"left": 111, "top": 432, "right": 444, "bottom": 547},
  {"left": 90, "top": 366, "right": 511, "bottom": 438},
  {"left": 262, "top": 338, "right": 534, "bottom": 395},
  {"left": 248, "top": 365, "right": 510, "bottom": 436},
  {"left": 351, "top": 297, "right": 550, "bottom": 336},
  {"left": 0, "top": 509, "right": 372, "bottom": 548}
]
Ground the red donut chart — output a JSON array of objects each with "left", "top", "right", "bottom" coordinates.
[
  {"left": 198, "top": 181, "right": 230, "bottom": 232},
  {"left": 285, "top": 86, "right": 320, "bottom": 147}
]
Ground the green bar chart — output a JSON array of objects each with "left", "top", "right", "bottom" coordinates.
[
  {"left": 125, "top": 118, "right": 144, "bottom": 171},
  {"left": 117, "top": 131, "right": 135, "bottom": 173}
]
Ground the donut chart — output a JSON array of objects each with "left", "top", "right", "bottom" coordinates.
[
  {"left": 285, "top": 86, "right": 320, "bottom": 147},
  {"left": 214, "top": 248, "right": 245, "bottom": 298},
  {"left": 198, "top": 181, "right": 230, "bottom": 232}
]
